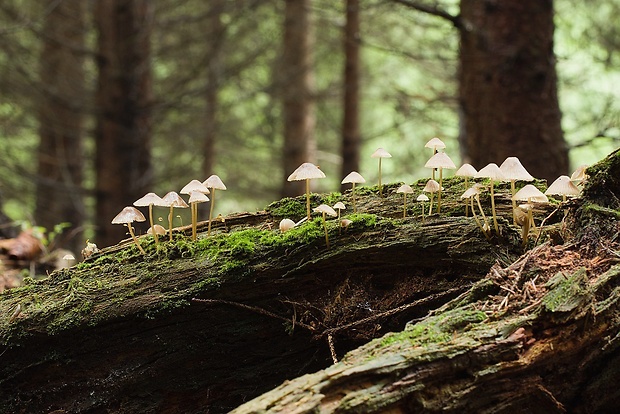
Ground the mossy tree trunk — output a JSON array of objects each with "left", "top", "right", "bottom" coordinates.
[{"left": 2, "top": 151, "right": 619, "bottom": 413}]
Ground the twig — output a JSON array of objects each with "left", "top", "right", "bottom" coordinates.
[{"left": 328, "top": 334, "right": 338, "bottom": 364}]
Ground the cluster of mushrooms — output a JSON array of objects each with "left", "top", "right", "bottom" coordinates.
[
  {"left": 111, "top": 175, "right": 227, "bottom": 254},
  {"left": 283, "top": 137, "right": 587, "bottom": 249}
]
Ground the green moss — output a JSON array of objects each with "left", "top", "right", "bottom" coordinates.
[
  {"left": 266, "top": 196, "right": 307, "bottom": 219},
  {"left": 543, "top": 267, "right": 590, "bottom": 313}
]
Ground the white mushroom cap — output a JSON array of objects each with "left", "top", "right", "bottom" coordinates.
[
  {"left": 134, "top": 192, "right": 166, "bottom": 207},
  {"left": 112, "top": 206, "right": 146, "bottom": 224},
  {"left": 513, "top": 184, "right": 548, "bottom": 203},
  {"left": 396, "top": 184, "right": 413, "bottom": 194},
  {"left": 287, "top": 162, "right": 326, "bottom": 181},
  {"left": 147, "top": 224, "right": 167, "bottom": 236},
  {"left": 460, "top": 187, "right": 481, "bottom": 199},
  {"left": 370, "top": 148, "right": 392, "bottom": 158},
  {"left": 455, "top": 163, "right": 478, "bottom": 177},
  {"left": 188, "top": 190, "right": 210, "bottom": 204},
  {"left": 313, "top": 204, "right": 337, "bottom": 217},
  {"left": 341, "top": 171, "right": 366, "bottom": 184},
  {"left": 340, "top": 218, "right": 353, "bottom": 228},
  {"left": 499, "top": 157, "right": 534, "bottom": 181},
  {"left": 475, "top": 163, "right": 505, "bottom": 181},
  {"left": 279, "top": 218, "right": 296, "bottom": 233},
  {"left": 162, "top": 191, "right": 190, "bottom": 208},
  {"left": 203, "top": 174, "right": 227, "bottom": 190},
  {"left": 423, "top": 179, "right": 441, "bottom": 193},
  {"left": 570, "top": 165, "right": 588, "bottom": 183},
  {"left": 181, "top": 179, "right": 210, "bottom": 195},
  {"left": 333, "top": 202, "right": 346, "bottom": 210},
  {"left": 416, "top": 194, "right": 429, "bottom": 202},
  {"left": 424, "top": 137, "right": 446, "bottom": 150},
  {"left": 424, "top": 152, "right": 457, "bottom": 170},
  {"left": 545, "top": 175, "right": 581, "bottom": 197}
]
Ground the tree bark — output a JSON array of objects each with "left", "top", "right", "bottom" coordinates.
[
  {"left": 458, "top": 0, "right": 568, "bottom": 182},
  {"left": 280, "top": 0, "right": 317, "bottom": 197},
  {"left": 35, "top": 0, "right": 86, "bottom": 253},
  {"left": 94, "top": 0, "right": 154, "bottom": 247},
  {"left": 340, "top": 0, "right": 362, "bottom": 191}
]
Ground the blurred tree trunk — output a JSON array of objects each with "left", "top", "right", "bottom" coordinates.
[
  {"left": 280, "top": 0, "right": 317, "bottom": 198},
  {"left": 340, "top": 0, "right": 361, "bottom": 191},
  {"left": 94, "top": 0, "right": 154, "bottom": 247},
  {"left": 35, "top": 0, "right": 86, "bottom": 254},
  {"left": 203, "top": 0, "right": 226, "bottom": 180},
  {"left": 458, "top": 0, "right": 568, "bottom": 182}
]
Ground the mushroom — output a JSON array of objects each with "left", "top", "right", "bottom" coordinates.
[
  {"left": 424, "top": 152, "right": 456, "bottom": 213},
  {"left": 370, "top": 148, "right": 392, "bottom": 197},
  {"left": 279, "top": 218, "right": 296, "bottom": 233},
  {"left": 545, "top": 175, "right": 581, "bottom": 202},
  {"left": 461, "top": 186, "right": 490, "bottom": 238},
  {"left": 162, "top": 191, "right": 190, "bottom": 241},
  {"left": 147, "top": 224, "right": 167, "bottom": 238},
  {"left": 396, "top": 184, "right": 413, "bottom": 218},
  {"left": 313, "top": 204, "right": 337, "bottom": 248},
  {"left": 455, "top": 164, "right": 478, "bottom": 216},
  {"left": 513, "top": 184, "right": 549, "bottom": 247},
  {"left": 333, "top": 202, "right": 346, "bottom": 235},
  {"left": 111, "top": 206, "right": 146, "bottom": 254},
  {"left": 416, "top": 193, "right": 429, "bottom": 221},
  {"left": 187, "top": 191, "right": 210, "bottom": 240},
  {"left": 424, "top": 137, "right": 446, "bottom": 179},
  {"left": 340, "top": 218, "right": 353, "bottom": 230},
  {"left": 475, "top": 163, "right": 505, "bottom": 234},
  {"left": 499, "top": 157, "right": 534, "bottom": 225},
  {"left": 288, "top": 162, "right": 326, "bottom": 221},
  {"left": 180, "top": 180, "right": 210, "bottom": 240},
  {"left": 203, "top": 174, "right": 227, "bottom": 236},
  {"left": 422, "top": 179, "right": 441, "bottom": 215},
  {"left": 133, "top": 192, "right": 166, "bottom": 246},
  {"left": 341, "top": 171, "right": 366, "bottom": 213},
  {"left": 570, "top": 165, "right": 588, "bottom": 187}
]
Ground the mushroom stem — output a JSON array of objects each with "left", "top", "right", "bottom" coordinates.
[
  {"left": 420, "top": 200, "right": 425, "bottom": 221},
  {"left": 148, "top": 204, "right": 158, "bottom": 245},
  {"left": 127, "top": 223, "right": 146, "bottom": 255},
  {"left": 191, "top": 202, "right": 197, "bottom": 241},
  {"left": 321, "top": 212, "right": 330, "bottom": 248},
  {"left": 378, "top": 158, "right": 383, "bottom": 197},
  {"left": 208, "top": 189, "right": 216, "bottom": 236},
  {"left": 352, "top": 183, "right": 357, "bottom": 213},
  {"left": 402, "top": 193, "right": 407, "bottom": 218},
  {"left": 437, "top": 168, "right": 443, "bottom": 213},
  {"left": 471, "top": 197, "right": 490, "bottom": 240},
  {"left": 168, "top": 205, "right": 174, "bottom": 241},
  {"left": 305, "top": 179, "right": 311, "bottom": 221},
  {"left": 475, "top": 194, "right": 491, "bottom": 234},
  {"left": 489, "top": 179, "right": 499, "bottom": 233},
  {"left": 464, "top": 178, "right": 470, "bottom": 217},
  {"left": 429, "top": 193, "right": 434, "bottom": 215}
]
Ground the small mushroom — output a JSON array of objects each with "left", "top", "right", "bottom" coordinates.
[
  {"left": 370, "top": 148, "right": 392, "bottom": 197},
  {"left": 545, "top": 175, "right": 581, "bottom": 202},
  {"left": 461, "top": 186, "right": 490, "bottom": 238},
  {"left": 340, "top": 218, "right": 353, "bottom": 230},
  {"left": 147, "top": 224, "right": 167, "bottom": 237},
  {"left": 162, "top": 191, "right": 190, "bottom": 241},
  {"left": 416, "top": 193, "right": 429, "bottom": 221},
  {"left": 455, "top": 164, "right": 478, "bottom": 216},
  {"left": 333, "top": 202, "right": 346, "bottom": 234},
  {"left": 424, "top": 152, "right": 456, "bottom": 213},
  {"left": 475, "top": 163, "right": 505, "bottom": 234},
  {"left": 513, "top": 184, "right": 549, "bottom": 247},
  {"left": 499, "top": 157, "right": 534, "bottom": 225},
  {"left": 112, "top": 206, "right": 147, "bottom": 254},
  {"left": 341, "top": 171, "right": 366, "bottom": 213},
  {"left": 134, "top": 192, "right": 166, "bottom": 245},
  {"left": 423, "top": 179, "right": 441, "bottom": 215},
  {"left": 570, "top": 165, "right": 588, "bottom": 186},
  {"left": 187, "top": 191, "right": 210, "bottom": 240},
  {"left": 180, "top": 180, "right": 210, "bottom": 240},
  {"left": 313, "top": 204, "right": 337, "bottom": 248},
  {"left": 279, "top": 218, "right": 296, "bottom": 233},
  {"left": 424, "top": 137, "right": 446, "bottom": 179},
  {"left": 288, "top": 163, "right": 326, "bottom": 221},
  {"left": 203, "top": 174, "right": 227, "bottom": 236},
  {"left": 396, "top": 184, "right": 413, "bottom": 218}
]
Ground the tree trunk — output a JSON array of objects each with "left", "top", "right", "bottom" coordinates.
[
  {"left": 94, "top": 0, "right": 154, "bottom": 247},
  {"left": 2, "top": 151, "right": 619, "bottom": 413},
  {"left": 35, "top": 0, "right": 86, "bottom": 254},
  {"left": 340, "top": 0, "right": 362, "bottom": 192},
  {"left": 280, "top": 0, "right": 317, "bottom": 197},
  {"left": 458, "top": 0, "right": 568, "bottom": 182}
]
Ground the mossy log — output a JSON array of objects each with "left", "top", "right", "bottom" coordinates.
[{"left": 0, "top": 153, "right": 605, "bottom": 413}]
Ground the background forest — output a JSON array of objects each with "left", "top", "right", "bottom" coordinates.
[{"left": 0, "top": 0, "right": 618, "bottom": 255}]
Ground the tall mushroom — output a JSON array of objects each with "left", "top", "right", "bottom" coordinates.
[
  {"left": 396, "top": 184, "right": 413, "bottom": 218},
  {"left": 455, "top": 164, "right": 477, "bottom": 217},
  {"left": 416, "top": 194, "right": 429, "bottom": 221},
  {"left": 203, "top": 174, "right": 227, "bottom": 236},
  {"left": 162, "top": 191, "right": 190, "bottom": 241},
  {"left": 287, "top": 162, "right": 326, "bottom": 221},
  {"left": 499, "top": 157, "right": 534, "bottom": 225},
  {"left": 313, "top": 204, "right": 337, "bottom": 248},
  {"left": 370, "top": 148, "right": 392, "bottom": 197},
  {"left": 133, "top": 192, "right": 166, "bottom": 246},
  {"left": 475, "top": 163, "right": 505, "bottom": 234},
  {"left": 333, "top": 202, "right": 346, "bottom": 234},
  {"left": 111, "top": 206, "right": 146, "bottom": 255},
  {"left": 423, "top": 179, "right": 440, "bottom": 215},
  {"left": 513, "top": 184, "right": 549, "bottom": 247},
  {"left": 461, "top": 186, "right": 490, "bottom": 238},
  {"left": 180, "top": 180, "right": 210, "bottom": 241},
  {"left": 341, "top": 171, "right": 365, "bottom": 213},
  {"left": 545, "top": 175, "right": 581, "bottom": 202},
  {"left": 424, "top": 152, "right": 456, "bottom": 213},
  {"left": 424, "top": 137, "right": 446, "bottom": 179}
]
